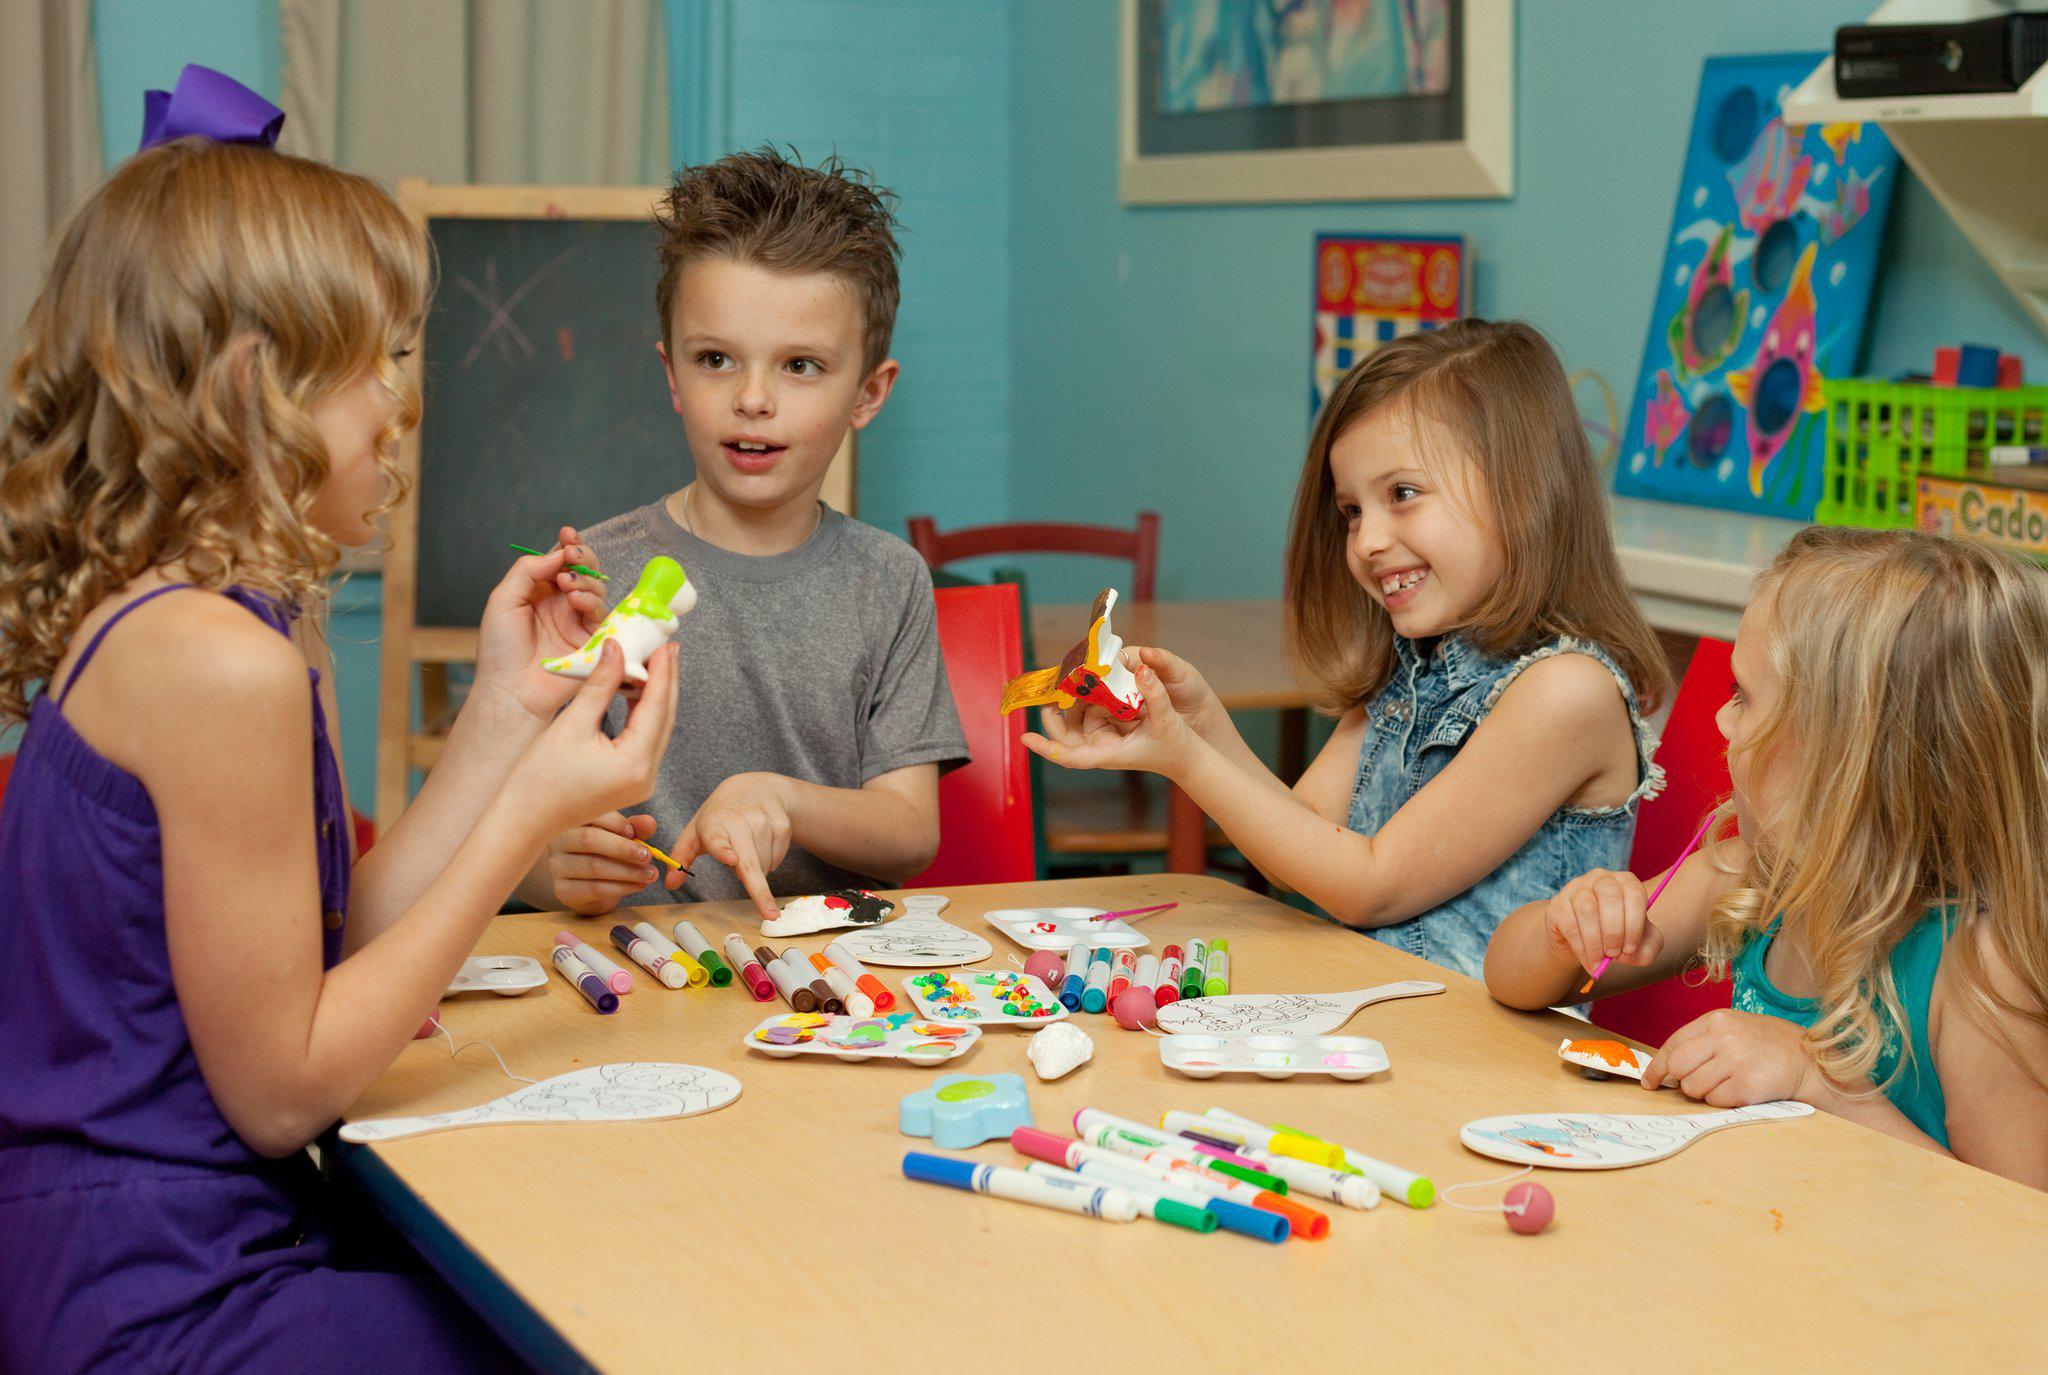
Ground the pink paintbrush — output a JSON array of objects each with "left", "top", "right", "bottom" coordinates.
[
  {"left": 1084, "top": 902, "right": 1178, "bottom": 923},
  {"left": 1579, "top": 811, "right": 1717, "bottom": 995}
]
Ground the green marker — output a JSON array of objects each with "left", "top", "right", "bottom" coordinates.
[
  {"left": 509, "top": 542, "right": 608, "bottom": 581},
  {"left": 1276, "top": 1121, "right": 1435, "bottom": 1208},
  {"left": 1202, "top": 939, "right": 1231, "bottom": 997},
  {"left": 1179, "top": 937, "right": 1209, "bottom": 999},
  {"left": 671, "top": 921, "right": 733, "bottom": 988}
]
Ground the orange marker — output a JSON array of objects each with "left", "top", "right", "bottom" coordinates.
[{"left": 823, "top": 941, "right": 894, "bottom": 1012}]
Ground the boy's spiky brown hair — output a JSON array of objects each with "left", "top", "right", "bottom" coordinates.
[{"left": 654, "top": 146, "right": 902, "bottom": 373}]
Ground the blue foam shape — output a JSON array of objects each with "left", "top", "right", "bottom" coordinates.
[{"left": 897, "top": 1073, "right": 1032, "bottom": 1149}]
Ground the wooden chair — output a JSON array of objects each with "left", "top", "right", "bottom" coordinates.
[
  {"left": 908, "top": 584, "right": 1036, "bottom": 886},
  {"left": 908, "top": 512, "right": 1224, "bottom": 875},
  {"left": 1591, "top": 636, "right": 1737, "bottom": 1047}
]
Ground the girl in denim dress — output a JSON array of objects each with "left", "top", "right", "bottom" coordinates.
[{"left": 1028, "top": 320, "right": 1670, "bottom": 977}]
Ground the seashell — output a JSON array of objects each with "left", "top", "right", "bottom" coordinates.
[{"left": 1025, "top": 1020, "right": 1094, "bottom": 1081}]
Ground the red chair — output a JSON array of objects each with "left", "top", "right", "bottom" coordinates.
[
  {"left": 907, "top": 514, "right": 1160, "bottom": 602},
  {"left": 0, "top": 752, "right": 13, "bottom": 817},
  {"left": 908, "top": 584, "right": 1036, "bottom": 887},
  {"left": 1591, "top": 636, "right": 1736, "bottom": 1047}
]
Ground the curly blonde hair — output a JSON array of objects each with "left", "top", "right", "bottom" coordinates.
[
  {"left": 1703, "top": 526, "right": 2048, "bottom": 1091},
  {"left": 0, "top": 137, "right": 428, "bottom": 724}
]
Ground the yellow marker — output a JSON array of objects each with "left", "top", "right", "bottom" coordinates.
[{"left": 670, "top": 946, "right": 708, "bottom": 987}]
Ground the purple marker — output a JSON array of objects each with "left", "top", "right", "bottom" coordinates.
[{"left": 550, "top": 945, "right": 618, "bottom": 1014}]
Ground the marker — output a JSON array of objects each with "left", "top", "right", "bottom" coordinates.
[
  {"left": 725, "top": 933, "right": 776, "bottom": 1002},
  {"left": 1071, "top": 1111, "right": 1289, "bottom": 1195},
  {"left": 1108, "top": 948, "right": 1137, "bottom": 1005},
  {"left": 1059, "top": 943, "right": 1089, "bottom": 1011},
  {"left": 901, "top": 1152, "right": 1138, "bottom": 1224},
  {"left": 609, "top": 925, "right": 687, "bottom": 989},
  {"left": 1053, "top": 1147, "right": 1289, "bottom": 1244},
  {"left": 634, "top": 921, "right": 705, "bottom": 984},
  {"left": 808, "top": 953, "right": 874, "bottom": 1017},
  {"left": 1078, "top": 1136, "right": 1329, "bottom": 1241},
  {"left": 823, "top": 942, "right": 895, "bottom": 1012},
  {"left": 509, "top": 542, "right": 609, "bottom": 581},
  {"left": 671, "top": 921, "right": 731, "bottom": 986},
  {"left": 1191, "top": 1107, "right": 1345, "bottom": 1169},
  {"left": 1202, "top": 939, "right": 1230, "bottom": 997},
  {"left": 549, "top": 945, "right": 617, "bottom": 1014},
  {"left": 783, "top": 946, "right": 841, "bottom": 1014},
  {"left": 1208, "top": 1108, "right": 1434, "bottom": 1208},
  {"left": 757, "top": 945, "right": 816, "bottom": 1013},
  {"left": 1021, "top": 1162, "right": 1215, "bottom": 1234},
  {"left": 1081, "top": 947, "right": 1114, "bottom": 1014},
  {"left": 1155, "top": 945, "right": 1183, "bottom": 1006},
  {"left": 1133, "top": 952, "right": 1159, "bottom": 1000},
  {"left": 555, "top": 932, "right": 632, "bottom": 994},
  {"left": 1179, "top": 939, "right": 1209, "bottom": 999},
  {"left": 1010, "top": 1130, "right": 1231, "bottom": 1237},
  {"left": 1163, "top": 1113, "right": 1379, "bottom": 1209}
]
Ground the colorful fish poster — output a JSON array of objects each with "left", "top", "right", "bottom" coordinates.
[
  {"left": 1614, "top": 54, "right": 1899, "bottom": 520},
  {"left": 1312, "top": 233, "right": 1467, "bottom": 417}
]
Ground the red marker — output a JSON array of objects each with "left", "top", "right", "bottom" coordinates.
[
  {"left": 1155, "top": 945, "right": 1184, "bottom": 1006},
  {"left": 723, "top": 933, "right": 777, "bottom": 1002},
  {"left": 1108, "top": 948, "right": 1137, "bottom": 1005}
]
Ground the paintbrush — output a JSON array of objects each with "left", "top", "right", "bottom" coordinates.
[
  {"left": 1083, "top": 902, "right": 1177, "bottom": 923},
  {"left": 510, "top": 543, "right": 608, "bottom": 581},
  {"left": 1578, "top": 810, "right": 1717, "bottom": 994}
]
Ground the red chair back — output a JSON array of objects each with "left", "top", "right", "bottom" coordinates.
[
  {"left": 907, "top": 513, "right": 1160, "bottom": 602},
  {"left": 0, "top": 752, "right": 13, "bottom": 819},
  {"left": 1592, "top": 637, "right": 1736, "bottom": 1047},
  {"left": 909, "top": 584, "right": 1036, "bottom": 886}
]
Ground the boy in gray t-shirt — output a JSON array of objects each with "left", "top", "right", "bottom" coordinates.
[{"left": 514, "top": 149, "right": 967, "bottom": 919}]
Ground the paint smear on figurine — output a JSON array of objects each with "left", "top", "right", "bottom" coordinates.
[
  {"left": 1566, "top": 1039, "right": 1643, "bottom": 1071},
  {"left": 1000, "top": 587, "right": 1142, "bottom": 721}
]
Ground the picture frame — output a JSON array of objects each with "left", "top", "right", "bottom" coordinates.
[{"left": 1120, "top": 0, "right": 1514, "bottom": 205}]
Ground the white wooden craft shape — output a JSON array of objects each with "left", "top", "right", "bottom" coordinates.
[
  {"left": 1460, "top": 1101, "right": 1816, "bottom": 1170},
  {"left": 1153, "top": 979, "right": 1445, "bottom": 1035},
  {"left": 339, "top": 1062, "right": 740, "bottom": 1144}
]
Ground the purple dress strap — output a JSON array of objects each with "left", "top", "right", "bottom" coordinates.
[{"left": 52, "top": 583, "right": 194, "bottom": 707}]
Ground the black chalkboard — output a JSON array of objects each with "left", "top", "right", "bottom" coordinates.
[{"left": 413, "top": 216, "right": 690, "bottom": 628}]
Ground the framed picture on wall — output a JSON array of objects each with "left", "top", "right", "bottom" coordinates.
[{"left": 1120, "top": 0, "right": 1513, "bottom": 204}]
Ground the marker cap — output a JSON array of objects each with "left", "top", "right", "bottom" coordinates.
[
  {"left": 1256, "top": 1190, "right": 1330, "bottom": 1240},
  {"left": 902, "top": 1151, "right": 976, "bottom": 1187},
  {"left": 1154, "top": 1198, "right": 1218, "bottom": 1233},
  {"left": 697, "top": 951, "right": 734, "bottom": 986},
  {"left": 1010, "top": 1126, "right": 1074, "bottom": 1165},
  {"left": 1205, "top": 1196, "right": 1288, "bottom": 1244}
]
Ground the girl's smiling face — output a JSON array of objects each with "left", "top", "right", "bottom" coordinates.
[{"left": 1330, "top": 401, "right": 1505, "bottom": 640}]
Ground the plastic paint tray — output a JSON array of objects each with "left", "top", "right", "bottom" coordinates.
[
  {"left": 901, "top": 970, "right": 1069, "bottom": 1027},
  {"left": 446, "top": 956, "right": 545, "bottom": 996},
  {"left": 742, "top": 1012, "right": 980, "bottom": 1065},
  {"left": 984, "top": 907, "right": 1149, "bottom": 952},
  {"left": 1158, "top": 1032, "right": 1390, "bottom": 1081}
]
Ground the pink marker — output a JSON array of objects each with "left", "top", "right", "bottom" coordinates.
[
  {"left": 1155, "top": 945, "right": 1184, "bottom": 1006},
  {"left": 555, "top": 931, "right": 632, "bottom": 994},
  {"left": 1108, "top": 948, "right": 1137, "bottom": 1005}
]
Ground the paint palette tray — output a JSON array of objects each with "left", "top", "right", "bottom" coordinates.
[
  {"left": 901, "top": 970, "right": 1069, "bottom": 1027},
  {"left": 743, "top": 1012, "right": 980, "bottom": 1065},
  {"left": 446, "top": 956, "right": 545, "bottom": 997},
  {"left": 1158, "top": 1032, "right": 1390, "bottom": 1081},
  {"left": 984, "top": 907, "right": 1149, "bottom": 953}
]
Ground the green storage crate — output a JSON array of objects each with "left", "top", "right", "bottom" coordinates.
[{"left": 1817, "top": 378, "right": 2048, "bottom": 529}]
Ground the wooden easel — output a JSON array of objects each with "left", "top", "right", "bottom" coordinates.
[{"left": 375, "top": 180, "right": 856, "bottom": 824}]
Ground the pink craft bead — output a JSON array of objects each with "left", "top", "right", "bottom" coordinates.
[
  {"left": 1504, "top": 1181, "right": 1554, "bottom": 1235},
  {"left": 1111, "top": 986, "right": 1158, "bottom": 1031}
]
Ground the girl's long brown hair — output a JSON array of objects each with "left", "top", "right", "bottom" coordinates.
[
  {"left": 1704, "top": 526, "right": 2048, "bottom": 1091},
  {"left": 0, "top": 137, "right": 428, "bottom": 724},
  {"left": 1285, "top": 319, "right": 1669, "bottom": 715}
]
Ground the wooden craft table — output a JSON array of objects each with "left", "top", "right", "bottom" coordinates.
[{"left": 337, "top": 876, "right": 2048, "bottom": 1373}]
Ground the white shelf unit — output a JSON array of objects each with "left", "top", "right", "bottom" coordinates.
[{"left": 1783, "top": 0, "right": 2048, "bottom": 339}]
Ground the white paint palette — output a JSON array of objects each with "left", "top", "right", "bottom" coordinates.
[
  {"left": 1557, "top": 1036, "right": 1653, "bottom": 1080},
  {"left": 984, "top": 907, "right": 1149, "bottom": 952},
  {"left": 742, "top": 1011, "right": 981, "bottom": 1064},
  {"left": 1159, "top": 1032, "right": 1390, "bottom": 1081},
  {"left": 339, "top": 1063, "right": 739, "bottom": 1144},
  {"left": 834, "top": 894, "right": 993, "bottom": 968},
  {"left": 445, "top": 955, "right": 545, "bottom": 996},
  {"left": 1154, "top": 979, "right": 1445, "bottom": 1035},
  {"left": 901, "top": 969, "right": 1069, "bottom": 1027},
  {"left": 1460, "top": 1101, "right": 1816, "bottom": 1170}
]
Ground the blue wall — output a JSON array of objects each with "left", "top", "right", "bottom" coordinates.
[
  {"left": 717, "top": 0, "right": 1013, "bottom": 534},
  {"left": 1006, "top": 1, "right": 2048, "bottom": 604},
  {"left": 92, "top": 0, "right": 281, "bottom": 164}
]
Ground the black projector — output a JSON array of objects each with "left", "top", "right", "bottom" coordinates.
[{"left": 1836, "top": 12, "right": 2048, "bottom": 97}]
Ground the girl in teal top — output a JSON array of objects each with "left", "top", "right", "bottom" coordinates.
[{"left": 1486, "top": 528, "right": 2048, "bottom": 1191}]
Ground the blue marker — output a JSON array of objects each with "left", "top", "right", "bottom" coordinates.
[
  {"left": 1059, "top": 942, "right": 1090, "bottom": 1011},
  {"left": 901, "top": 1152, "right": 1137, "bottom": 1222},
  {"left": 1081, "top": 947, "right": 1115, "bottom": 1014}
]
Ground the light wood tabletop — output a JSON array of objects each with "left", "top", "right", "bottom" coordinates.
[{"left": 340, "top": 875, "right": 2048, "bottom": 1373}]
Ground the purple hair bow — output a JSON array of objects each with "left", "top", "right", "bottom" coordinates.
[{"left": 139, "top": 64, "right": 284, "bottom": 152}]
